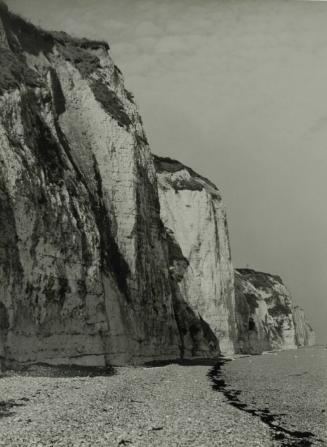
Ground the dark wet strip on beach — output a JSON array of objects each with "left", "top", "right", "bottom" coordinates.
[
  {"left": 0, "top": 400, "right": 25, "bottom": 419},
  {"left": 208, "top": 359, "right": 323, "bottom": 446}
]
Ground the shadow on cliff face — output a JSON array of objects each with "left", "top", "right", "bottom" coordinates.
[
  {"left": 2, "top": 363, "right": 116, "bottom": 378},
  {"left": 166, "top": 228, "right": 220, "bottom": 359},
  {"left": 208, "top": 360, "right": 321, "bottom": 447}
]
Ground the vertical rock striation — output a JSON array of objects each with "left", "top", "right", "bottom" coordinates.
[
  {"left": 154, "top": 156, "right": 237, "bottom": 355},
  {"left": 292, "top": 306, "right": 315, "bottom": 347},
  {"left": 0, "top": 4, "right": 183, "bottom": 366}
]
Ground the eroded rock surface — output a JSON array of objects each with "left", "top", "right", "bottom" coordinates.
[
  {"left": 0, "top": 3, "right": 225, "bottom": 366},
  {"left": 292, "top": 306, "right": 315, "bottom": 347},
  {"left": 154, "top": 156, "right": 237, "bottom": 355},
  {"left": 235, "top": 269, "right": 314, "bottom": 354},
  {"left": 0, "top": 5, "right": 185, "bottom": 366}
]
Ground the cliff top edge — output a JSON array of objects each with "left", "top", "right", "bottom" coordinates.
[
  {"left": 0, "top": 2, "right": 109, "bottom": 52},
  {"left": 154, "top": 155, "right": 220, "bottom": 193}
]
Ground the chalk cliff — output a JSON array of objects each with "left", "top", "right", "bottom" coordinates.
[
  {"left": 292, "top": 306, "right": 315, "bottom": 347},
  {"left": 154, "top": 156, "right": 237, "bottom": 355},
  {"left": 235, "top": 269, "right": 314, "bottom": 354},
  {"left": 0, "top": 3, "right": 314, "bottom": 367},
  {"left": 0, "top": 3, "right": 222, "bottom": 366}
]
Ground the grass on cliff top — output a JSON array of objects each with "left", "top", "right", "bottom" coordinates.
[
  {"left": 268, "top": 302, "right": 292, "bottom": 317},
  {"left": 153, "top": 155, "right": 220, "bottom": 193},
  {"left": 0, "top": 2, "right": 109, "bottom": 54},
  {"left": 236, "top": 269, "right": 283, "bottom": 289},
  {"left": 0, "top": 3, "right": 111, "bottom": 94}
]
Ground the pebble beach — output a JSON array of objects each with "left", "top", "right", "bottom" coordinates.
[{"left": 0, "top": 347, "right": 325, "bottom": 447}]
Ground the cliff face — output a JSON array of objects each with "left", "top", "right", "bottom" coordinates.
[
  {"left": 0, "top": 3, "right": 221, "bottom": 366},
  {"left": 0, "top": 4, "right": 180, "bottom": 366},
  {"left": 235, "top": 269, "right": 314, "bottom": 354},
  {"left": 292, "top": 306, "right": 315, "bottom": 347},
  {"left": 154, "top": 156, "right": 237, "bottom": 355}
]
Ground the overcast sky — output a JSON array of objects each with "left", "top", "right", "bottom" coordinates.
[{"left": 7, "top": 0, "right": 327, "bottom": 343}]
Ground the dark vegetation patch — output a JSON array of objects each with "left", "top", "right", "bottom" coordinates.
[
  {"left": 90, "top": 79, "right": 131, "bottom": 127},
  {"left": 208, "top": 361, "right": 320, "bottom": 447},
  {"left": 244, "top": 293, "right": 259, "bottom": 313},
  {"left": 0, "top": 48, "right": 42, "bottom": 94},
  {"left": 154, "top": 156, "right": 193, "bottom": 174},
  {"left": 1, "top": 5, "right": 54, "bottom": 55},
  {"left": 237, "top": 268, "right": 283, "bottom": 288},
  {"left": 1, "top": 5, "right": 108, "bottom": 83},
  {"left": 153, "top": 155, "right": 220, "bottom": 194},
  {"left": 57, "top": 43, "right": 101, "bottom": 78},
  {"left": 1, "top": 4, "right": 109, "bottom": 57},
  {"left": 268, "top": 302, "right": 292, "bottom": 318},
  {"left": 50, "top": 31, "right": 109, "bottom": 51},
  {"left": 169, "top": 176, "right": 204, "bottom": 192}
]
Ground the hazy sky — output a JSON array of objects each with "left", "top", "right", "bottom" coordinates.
[{"left": 7, "top": 0, "right": 327, "bottom": 343}]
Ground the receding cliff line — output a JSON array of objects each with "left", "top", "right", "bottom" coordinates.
[
  {"left": 235, "top": 269, "right": 315, "bottom": 354},
  {"left": 0, "top": 3, "right": 314, "bottom": 367}
]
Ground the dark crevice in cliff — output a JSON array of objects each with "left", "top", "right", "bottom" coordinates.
[
  {"left": 134, "top": 161, "right": 169, "bottom": 311},
  {"left": 91, "top": 155, "right": 131, "bottom": 299},
  {"left": 0, "top": 179, "right": 24, "bottom": 281},
  {"left": 21, "top": 83, "right": 131, "bottom": 304},
  {"left": 52, "top": 114, "right": 131, "bottom": 300},
  {"left": 20, "top": 91, "right": 68, "bottom": 185},
  {"left": 208, "top": 360, "right": 322, "bottom": 446},
  {"left": 49, "top": 68, "right": 66, "bottom": 116}
]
